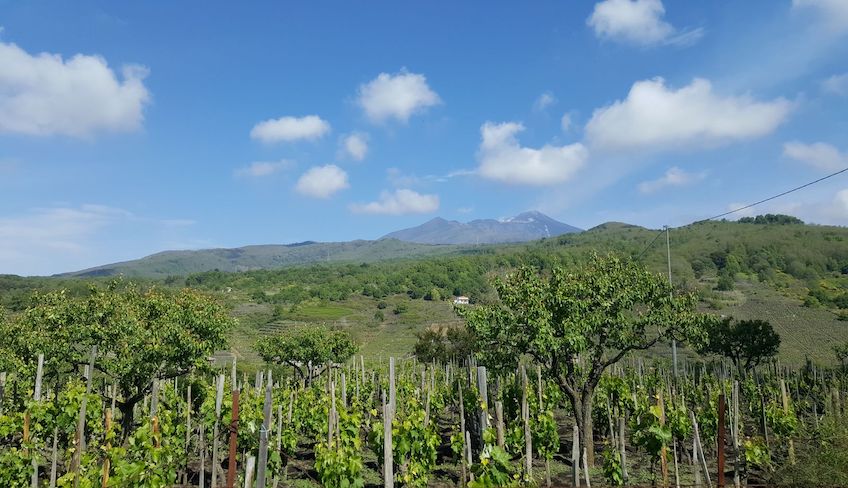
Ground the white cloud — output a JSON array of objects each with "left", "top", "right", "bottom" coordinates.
[
  {"left": 250, "top": 115, "right": 330, "bottom": 143},
  {"left": 341, "top": 133, "right": 368, "bottom": 161},
  {"left": 793, "top": 0, "right": 848, "bottom": 34},
  {"left": 822, "top": 73, "right": 848, "bottom": 96},
  {"left": 533, "top": 92, "right": 557, "bottom": 111},
  {"left": 638, "top": 166, "right": 706, "bottom": 194},
  {"left": 783, "top": 141, "right": 848, "bottom": 172},
  {"left": 350, "top": 189, "right": 439, "bottom": 215},
  {"left": 0, "top": 204, "right": 194, "bottom": 275},
  {"left": 587, "top": 0, "right": 702, "bottom": 46},
  {"left": 235, "top": 160, "right": 292, "bottom": 177},
  {"left": 476, "top": 122, "right": 588, "bottom": 186},
  {"left": 560, "top": 113, "right": 573, "bottom": 132},
  {"left": 0, "top": 41, "right": 150, "bottom": 137},
  {"left": 295, "top": 164, "right": 349, "bottom": 198},
  {"left": 585, "top": 77, "right": 792, "bottom": 151},
  {"left": 357, "top": 70, "right": 441, "bottom": 123}
]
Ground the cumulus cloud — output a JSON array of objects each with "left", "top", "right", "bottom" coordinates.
[
  {"left": 587, "top": 0, "right": 702, "bottom": 46},
  {"left": 0, "top": 41, "right": 150, "bottom": 137},
  {"left": 793, "top": 0, "right": 848, "bottom": 33},
  {"left": 822, "top": 73, "right": 848, "bottom": 96},
  {"left": 250, "top": 115, "right": 330, "bottom": 143},
  {"left": 295, "top": 164, "right": 349, "bottom": 198},
  {"left": 357, "top": 70, "right": 441, "bottom": 123},
  {"left": 783, "top": 141, "right": 848, "bottom": 172},
  {"left": 533, "top": 92, "right": 557, "bottom": 111},
  {"left": 350, "top": 189, "right": 439, "bottom": 215},
  {"left": 235, "top": 160, "right": 292, "bottom": 177},
  {"left": 638, "top": 166, "right": 706, "bottom": 194},
  {"left": 341, "top": 133, "right": 368, "bottom": 161},
  {"left": 585, "top": 77, "right": 792, "bottom": 151},
  {"left": 476, "top": 122, "right": 588, "bottom": 186}
]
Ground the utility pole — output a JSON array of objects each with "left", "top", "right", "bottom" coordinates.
[{"left": 665, "top": 225, "right": 678, "bottom": 378}]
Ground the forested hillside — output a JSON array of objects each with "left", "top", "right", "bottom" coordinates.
[{"left": 2, "top": 216, "right": 847, "bottom": 363}]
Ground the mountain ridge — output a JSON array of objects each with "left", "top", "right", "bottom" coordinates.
[{"left": 381, "top": 210, "right": 581, "bottom": 245}]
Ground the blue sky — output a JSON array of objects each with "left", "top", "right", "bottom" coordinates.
[{"left": 1, "top": 0, "right": 847, "bottom": 276}]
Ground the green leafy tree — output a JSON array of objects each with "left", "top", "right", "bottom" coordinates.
[
  {"left": 1, "top": 283, "right": 234, "bottom": 434},
  {"left": 700, "top": 318, "right": 781, "bottom": 370},
  {"left": 459, "top": 253, "right": 714, "bottom": 466},
  {"left": 255, "top": 326, "right": 358, "bottom": 382}
]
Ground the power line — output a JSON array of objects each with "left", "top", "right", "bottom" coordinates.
[
  {"left": 705, "top": 166, "right": 848, "bottom": 221},
  {"left": 633, "top": 165, "right": 848, "bottom": 260},
  {"left": 634, "top": 228, "right": 665, "bottom": 260}
]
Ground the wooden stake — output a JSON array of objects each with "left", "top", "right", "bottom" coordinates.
[
  {"left": 382, "top": 390, "right": 393, "bottom": 488},
  {"left": 212, "top": 374, "right": 225, "bottom": 488},
  {"left": 226, "top": 387, "right": 240, "bottom": 488},
  {"left": 718, "top": 394, "right": 726, "bottom": 487},
  {"left": 256, "top": 370, "right": 273, "bottom": 488}
]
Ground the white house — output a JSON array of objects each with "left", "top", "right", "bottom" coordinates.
[{"left": 453, "top": 296, "right": 470, "bottom": 305}]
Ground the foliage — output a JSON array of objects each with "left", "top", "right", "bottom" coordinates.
[
  {"left": 700, "top": 318, "right": 781, "bottom": 369},
  {"left": 602, "top": 444, "right": 625, "bottom": 486},
  {"left": 461, "top": 252, "right": 716, "bottom": 461},
  {"left": 255, "top": 326, "right": 358, "bottom": 380},
  {"left": 412, "top": 326, "right": 476, "bottom": 364},
  {"left": 0, "top": 283, "right": 233, "bottom": 432}
]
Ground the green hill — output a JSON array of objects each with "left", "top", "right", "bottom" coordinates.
[
  {"left": 5, "top": 216, "right": 848, "bottom": 366},
  {"left": 60, "top": 239, "right": 465, "bottom": 279}
]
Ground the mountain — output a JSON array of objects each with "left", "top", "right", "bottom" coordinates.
[
  {"left": 380, "top": 211, "right": 581, "bottom": 245},
  {"left": 60, "top": 239, "right": 463, "bottom": 279}
]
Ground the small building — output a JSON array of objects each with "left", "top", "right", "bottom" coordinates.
[{"left": 453, "top": 296, "right": 470, "bottom": 305}]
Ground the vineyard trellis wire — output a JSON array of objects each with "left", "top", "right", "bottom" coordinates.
[{"left": 1, "top": 351, "right": 847, "bottom": 488}]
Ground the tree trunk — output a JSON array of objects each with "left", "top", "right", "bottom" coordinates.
[
  {"left": 118, "top": 401, "right": 135, "bottom": 442},
  {"left": 581, "top": 394, "right": 595, "bottom": 468},
  {"left": 568, "top": 389, "right": 595, "bottom": 471}
]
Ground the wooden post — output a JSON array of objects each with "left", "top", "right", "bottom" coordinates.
[
  {"left": 151, "top": 378, "right": 160, "bottom": 448},
  {"left": 101, "top": 408, "right": 112, "bottom": 488},
  {"left": 212, "top": 374, "right": 225, "bottom": 488},
  {"left": 382, "top": 390, "right": 393, "bottom": 488},
  {"left": 48, "top": 427, "right": 58, "bottom": 488},
  {"left": 244, "top": 455, "right": 256, "bottom": 488},
  {"left": 718, "top": 394, "right": 726, "bottom": 487},
  {"left": 690, "top": 411, "right": 711, "bottom": 488},
  {"left": 256, "top": 370, "right": 273, "bottom": 488},
  {"left": 73, "top": 346, "right": 96, "bottom": 488},
  {"left": 572, "top": 425, "right": 580, "bottom": 487},
  {"left": 459, "top": 379, "right": 467, "bottom": 486},
  {"left": 466, "top": 430, "right": 475, "bottom": 482},
  {"left": 389, "top": 357, "right": 396, "bottom": 411},
  {"left": 732, "top": 381, "right": 741, "bottom": 488},
  {"left": 199, "top": 421, "right": 206, "bottom": 488},
  {"left": 31, "top": 353, "right": 44, "bottom": 488},
  {"left": 658, "top": 391, "right": 669, "bottom": 487},
  {"left": 522, "top": 366, "right": 532, "bottom": 480},
  {"left": 477, "top": 366, "right": 489, "bottom": 431},
  {"left": 495, "top": 401, "right": 505, "bottom": 448},
  {"left": 780, "top": 379, "right": 796, "bottom": 464},
  {"left": 227, "top": 387, "right": 240, "bottom": 488},
  {"left": 618, "top": 416, "right": 628, "bottom": 485}
]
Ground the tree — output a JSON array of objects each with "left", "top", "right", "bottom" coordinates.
[
  {"left": 700, "top": 318, "right": 781, "bottom": 370},
  {"left": 459, "top": 253, "right": 715, "bottom": 466},
  {"left": 1, "top": 283, "right": 234, "bottom": 434},
  {"left": 413, "top": 326, "right": 476, "bottom": 364},
  {"left": 833, "top": 342, "right": 848, "bottom": 369},
  {"left": 255, "top": 326, "right": 358, "bottom": 382}
]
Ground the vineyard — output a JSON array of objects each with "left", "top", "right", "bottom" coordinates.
[
  {"left": 1, "top": 352, "right": 847, "bottom": 487},
  {"left": 1, "top": 256, "right": 847, "bottom": 487}
]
